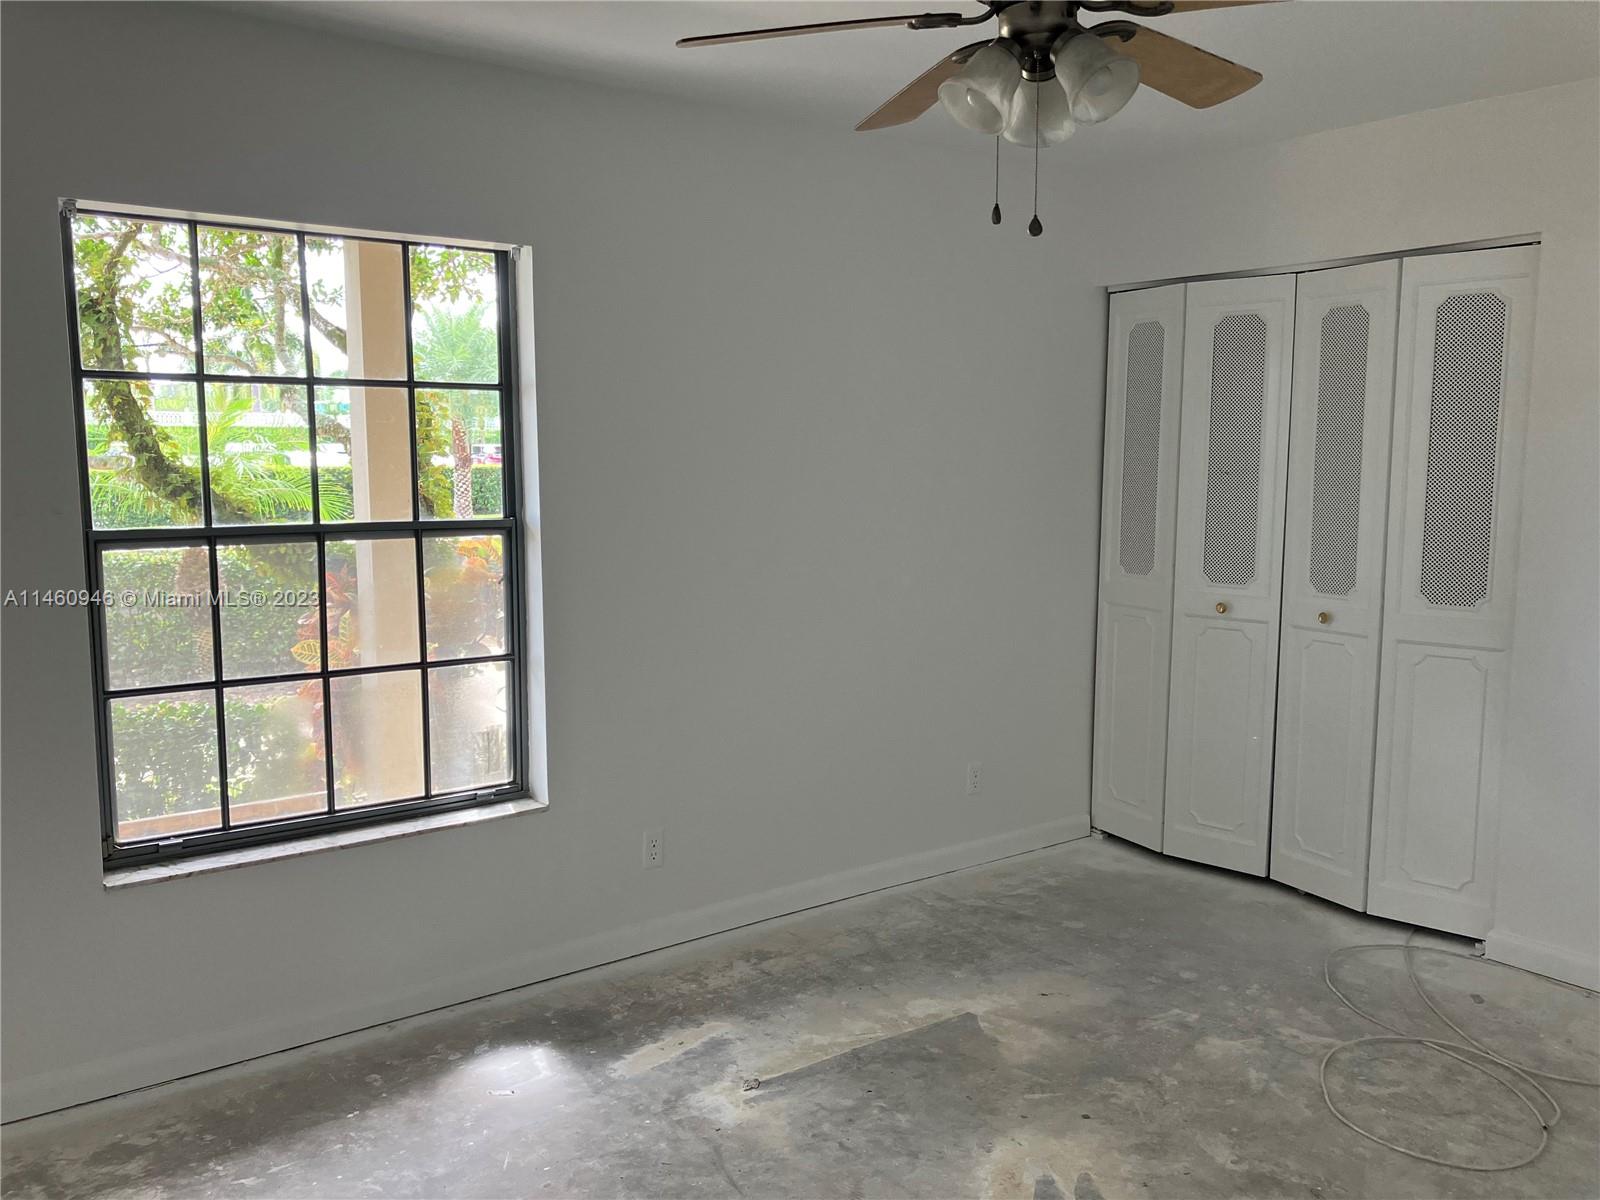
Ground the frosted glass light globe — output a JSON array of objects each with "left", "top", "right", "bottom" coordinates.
[
  {"left": 937, "top": 43, "right": 1022, "bottom": 135},
  {"left": 1054, "top": 31, "right": 1140, "bottom": 124},
  {"left": 1002, "top": 77, "right": 1076, "bottom": 147}
]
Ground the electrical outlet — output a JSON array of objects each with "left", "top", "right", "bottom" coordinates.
[
  {"left": 643, "top": 830, "right": 663, "bottom": 869},
  {"left": 966, "top": 761, "right": 982, "bottom": 796}
]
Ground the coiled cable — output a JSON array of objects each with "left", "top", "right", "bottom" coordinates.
[{"left": 1320, "top": 931, "right": 1598, "bottom": 1171}]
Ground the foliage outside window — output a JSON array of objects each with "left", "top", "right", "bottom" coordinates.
[{"left": 66, "top": 204, "right": 526, "bottom": 861}]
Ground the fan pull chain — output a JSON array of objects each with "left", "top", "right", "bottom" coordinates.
[
  {"left": 1028, "top": 80, "right": 1043, "bottom": 237},
  {"left": 991, "top": 135, "right": 1002, "bottom": 225}
]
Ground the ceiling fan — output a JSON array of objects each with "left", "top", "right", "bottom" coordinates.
[{"left": 678, "top": 1, "right": 1273, "bottom": 234}]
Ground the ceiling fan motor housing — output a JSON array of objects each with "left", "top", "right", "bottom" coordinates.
[{"left": 994, "top": 1, "right": 1144, "bottom": 79}]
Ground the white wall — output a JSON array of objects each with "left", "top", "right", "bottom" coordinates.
[
  {"left": 0, "top": 3, "right": 1106, "bottom": 1121},
  {"left": 3, "top": 4, "right": 1595, "bottom": 1124},
  {"left": 1069, "top": 79, "right": 1600, "bottom": 987}
]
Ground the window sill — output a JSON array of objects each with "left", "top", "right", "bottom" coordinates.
[{"left": 103, "top": 796, "right": 547, "bottom": 890}]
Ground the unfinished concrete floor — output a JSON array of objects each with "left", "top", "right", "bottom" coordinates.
[{"left": 4, "top": 835, "right": 1597, "bottom": 1199}]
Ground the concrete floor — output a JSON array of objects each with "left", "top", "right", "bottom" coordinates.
[{"left": 3, "top": 836, "right": 1597, "bottom": 1199}]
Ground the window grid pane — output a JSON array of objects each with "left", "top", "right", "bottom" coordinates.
[
  {"left": 68, "top": 206, "right": 524, "bottom": 861},
  {"left": 109, "top": 687, "right": 222, "bottom": 842}
]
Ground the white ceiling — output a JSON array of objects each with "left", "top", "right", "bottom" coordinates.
[{"left": 247, "top": 1, "right": 1600, "bottom": 162}]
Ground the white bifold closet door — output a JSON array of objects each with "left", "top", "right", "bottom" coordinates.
[
  {"left": 1366, "top": 246, "right": 1538, "bottom": 938},
  {"left": 1268, "top": 261, "right": 1400, "bottom": 909},
  {"left": 1163, "top": 275, "right": 1296, "bottom": 874},
  {"left": 1092, "top": 284, "right": 1186, "bottom": 850}
]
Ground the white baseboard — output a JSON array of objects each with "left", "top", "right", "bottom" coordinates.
[
  {"left": 2, "top": 813, "right": 1090, "bottom": 1123},
  {"left": 1484, "top": 927, "right": 1600, "bottom": 991}
]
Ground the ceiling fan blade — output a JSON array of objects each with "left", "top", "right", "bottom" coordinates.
[
  {"left": 856, "top": 41, "right": 990, "bottom": 130},
  {"left": 1116, "top": 25, "right": 1262, "bottom": 108},
  {"left": 677, "top": 12, "right": 967, "bottom": 48},
  {"left": 1163, "top": 1, "right": 1280, "bottom": 11}
]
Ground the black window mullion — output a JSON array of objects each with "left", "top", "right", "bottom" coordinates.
[
  {"left": 100, "top": 652, "right": 512, "bottom": 700},
  {"left": 205, "top": 534, "right": 231, "bottom": 831},
  {"left": 295, "top": 235, "right": 337, "bottom": 818},
  {"left": 103, "top": 784, "right": 527, "bottom": 865},
  {"left": 498, "top": 248, "right": 527, "bottom": 790},
  {"left": 316, "top": 534, "right": 336, "bottom": 815},
  {"left": 86, "top": 519, "right": 511, "bottom": 546},
  {"left": 78, "top": 369, "right": 495, "bottom": 392},
  {"left": 88, "top": 542, "right": 119, "bottom": 847},
  {"left": 182, "top": 223, "right": 232, "bottom": 832},
  {"left": 402, "top": 243, "right": 420, "bottom": 524},
  {"left": 402, "top": 245, "right": 435, "bottom": 795},
  {"left": 91, "top": 544, "right": 113, "bottom": 695},
  {"left": 415, "top": 531, "right": 434, "bottom": 796},
  {"left": 187, "top": 223, "right": 214, "bottom": 528},
  {"left": 295, "top": 235, "right": 323, "bottom": 526},
  {"left": 72, "top": 208, "right": 455, "bottom": 252}
]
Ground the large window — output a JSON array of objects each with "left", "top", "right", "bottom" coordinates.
[{"left": 63, "top": 204, "right": 528, "bottom": 863}]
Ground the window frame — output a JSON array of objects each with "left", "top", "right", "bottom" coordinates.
[{"left": 60, "top": 201, "right": 532, "bottom": 866}]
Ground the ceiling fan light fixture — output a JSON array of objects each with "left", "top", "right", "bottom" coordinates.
[
  {"left": 1002, "top": 77, "right": 1075, "bottom": 147},
  {"left": 936, "top": 43, "right": 1021, "bottom": 134},
  {"left": 1053, "top": 31, "right": 1140, "bottom": 124}
]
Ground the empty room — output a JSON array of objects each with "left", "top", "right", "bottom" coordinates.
[{"left": 1, "top": 1, "right": 1597, "bottom": 1197}]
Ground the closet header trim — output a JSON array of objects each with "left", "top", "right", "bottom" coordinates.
[{"left": 1107, "top": 235, "right": 1539, "bottom": 296}]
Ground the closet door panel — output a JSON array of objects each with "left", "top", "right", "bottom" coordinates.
[
  {"left": 1172, "top": 612, "right": 1271, "bottom": 842},
  {"left": 1163, "top": 275, "right": 1295, "bottom": 875},
  {"left": 1367, "top": 246, "right": 1537, "bottom": 937},
  {"left": 1270, "top": 261, "right": 1399, "bottom": 909},
  {"left": 1092, "top": 284, "right": 1185, "bottom": 850}
]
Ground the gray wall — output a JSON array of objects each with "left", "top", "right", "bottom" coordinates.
[{"left": 1, "top": 3, "right": 1103, "bottom": 1120}]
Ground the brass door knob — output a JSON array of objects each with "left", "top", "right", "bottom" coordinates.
[
  {"left": 1215, "top": 602, "right": 1228, "bottom": 615},
  {"left": 1316, "top": 611, "right": 1330, "bottom": 624}
]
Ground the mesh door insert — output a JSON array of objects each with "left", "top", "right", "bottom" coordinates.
[
  {"left": 1118, "top": 321, "right": 1165, "bottom": 577},
  {"left": 1307, "top": 305, "right": 1370, "bottom": 597},
  {"left": 1202, "top": 312, "right": 1268, "bottom": 588},
  {"left": 1419, "top": 292, "right": 1506, "bottom": 608}
]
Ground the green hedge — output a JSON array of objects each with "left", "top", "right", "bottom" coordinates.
[
  {"left": 87, "top": 424, "right": 309, "bottom": 457},
  {"left": 319, "top": 464, "right": 502, "bottom": 519},
  {"left": 110, "top": 691, "right": 317, "bottom": 823},
  {"left": 101, "top": 543, "right": 317, "bottom": 687},
  {"left": 87, "top": 424, "right": 504, "bottom": 457},
  {"left": 89, "top": 464, "right": 504, "bottom": 528}
]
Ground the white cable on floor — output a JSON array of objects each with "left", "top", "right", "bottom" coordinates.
[
  {"left": 1398, "top": 937, "right": 1600, "bottom": 1089},
  {"left": 1319, "top": 931, "right": 1599, "bottom": 1172},
  {"left": 1320, "top": 1035, "right": 1552, "bottom": 1171}
]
